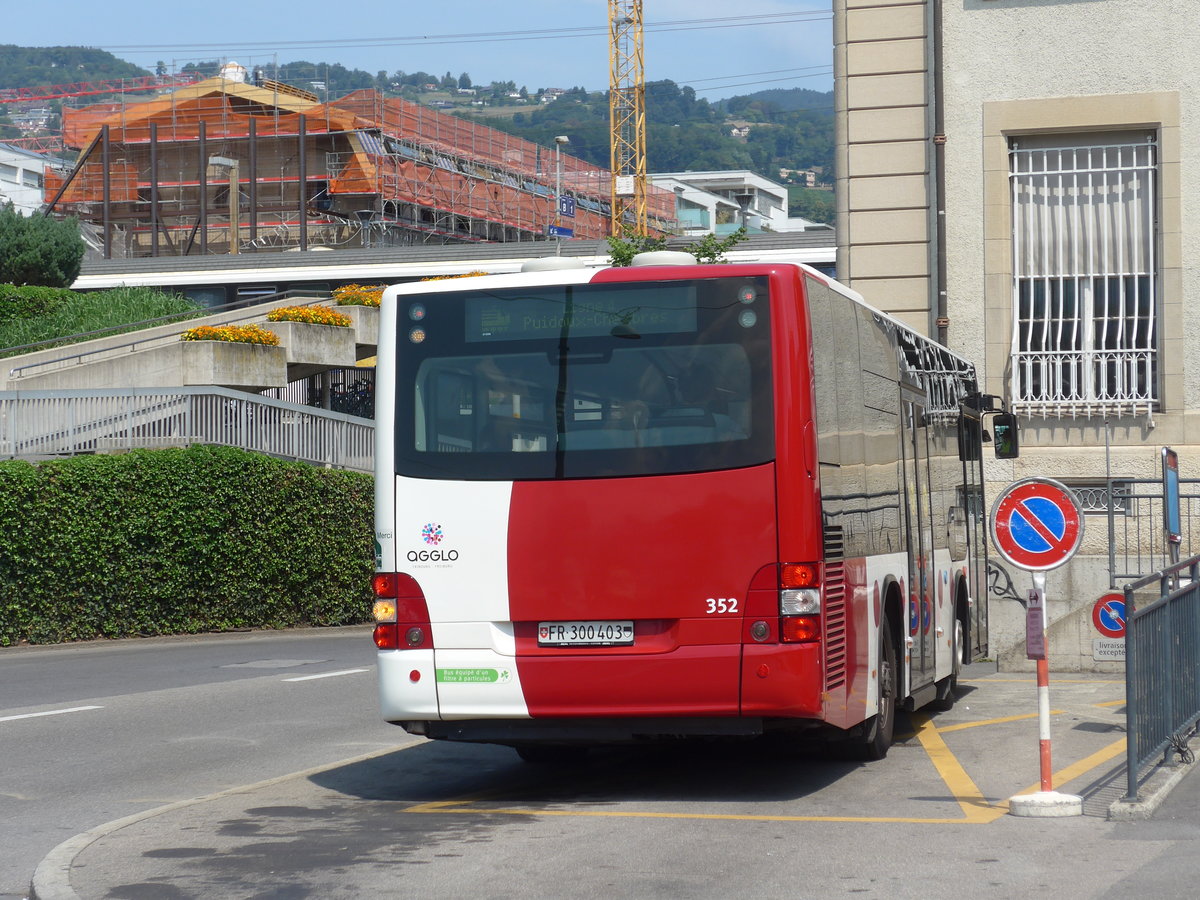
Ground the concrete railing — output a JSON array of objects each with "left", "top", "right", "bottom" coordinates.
[
  {"left": 0, "top": 387, "right": 374, "bottom": 472},
  {"left": 2, "top": 292, "right": 379, "bottom": 392}
]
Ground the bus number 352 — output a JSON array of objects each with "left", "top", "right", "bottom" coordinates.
[{"left": 706, "top": 598, "right": 738, "bottom": 614}]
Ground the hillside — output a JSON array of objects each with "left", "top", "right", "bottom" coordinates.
[
  {"left": 0, "top": 47, "right": 834, "bottom": 221},
  {"left": 0, "top": 45, "right": 148, "bottom": 90}
]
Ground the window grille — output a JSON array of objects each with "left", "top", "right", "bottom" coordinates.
[
  {"left": 1059, "top": 479, "right": 1131, "bottom": 515},
  {"left": 1009, "top": 136, "right": 1158, "bottom": 417}
]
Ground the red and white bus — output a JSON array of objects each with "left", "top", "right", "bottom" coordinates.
[{"left": 371, "top": 254, "right": 990, "bottom": 760}]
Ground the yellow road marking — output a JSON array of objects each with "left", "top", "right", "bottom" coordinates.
[
  {"left": 935, "top": 711, "right": 1060, "bottom": 734},
  {"left": 405, "top": 709, "right": 1127, "bottom": 825},
  {"left": 964, "top": 678, "right": 1124, "bottom": 685},
  {"left": 1009, "top": 737, "right": 1127, "bottom": 798},
  {"left": 910, "top": 713, "right": 1008, "bottom": 824}
]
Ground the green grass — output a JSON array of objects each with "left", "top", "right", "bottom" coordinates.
[{"left": 0, "top": 286, "right": 204, "bottom": 358}]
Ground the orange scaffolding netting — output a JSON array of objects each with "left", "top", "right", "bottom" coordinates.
[{"left": 47, "top": 79, "right": 676, "bottom": 255}]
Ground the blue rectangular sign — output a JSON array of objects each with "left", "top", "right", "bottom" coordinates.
[
  {"left": 547, "top": 225, "right": 574, "bottom": 238},
  {"left": 558, "top": 195, "right": 576, "bottom": 218}
]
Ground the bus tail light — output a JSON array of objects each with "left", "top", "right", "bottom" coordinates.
[
  {"left": 780, "top": 562, "right": 821, "bottom": 644},
  {"left": 372, "top": 573, "right": 432, "bottom": 651}
]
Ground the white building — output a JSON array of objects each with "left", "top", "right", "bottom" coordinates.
[
  {"left": 650, "top": 170, "right": 829, "bottom": 237},
  {"left": 0, "top": 143, "right": 51, "bottom": 215}
]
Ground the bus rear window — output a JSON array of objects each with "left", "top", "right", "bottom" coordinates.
[{"left": 396, "top": 278, "right": 774, "bottom": 480}]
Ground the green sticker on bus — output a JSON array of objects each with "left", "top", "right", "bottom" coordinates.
[{"left": 436, "top": 668, "right": 511, "bottom": 684}]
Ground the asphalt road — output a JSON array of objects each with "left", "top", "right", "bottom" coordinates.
[
  {"left": 6, "top": 631, "right": 1200, "bottom": 899},
  {"left": 0, "top": 626, "right": 406, "bottom": 900}
]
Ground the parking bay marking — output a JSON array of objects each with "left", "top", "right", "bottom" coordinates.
[
  {"left": 282, "top": 668, "right": 370, "bottom": 682},
  {"left": 405, "top": 714, "right": 1126, "bottom": 826},
  {"left": 0, "top": 705, "right": 103, "bottom": 723}
]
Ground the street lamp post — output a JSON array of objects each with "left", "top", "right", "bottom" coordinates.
[{"left": 554, "top": 135, "right": 569, "bottom": 255}]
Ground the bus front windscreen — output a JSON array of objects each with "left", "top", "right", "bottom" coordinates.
[{"left": 395, "top": 277, "right": 774, "bottom": 480}]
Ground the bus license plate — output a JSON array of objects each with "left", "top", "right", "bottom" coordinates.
[{"left": 538, "top": 621, "right": 634, "bottom": 647}]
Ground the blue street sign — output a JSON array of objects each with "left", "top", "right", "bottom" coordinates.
[
  {"left": 548, "top": 225, "right": 574, "bottom": 238},
  {"left": 558, "top": 195, "right": 576, "bottom": 218}
]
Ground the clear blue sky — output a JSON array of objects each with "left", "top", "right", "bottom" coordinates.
[{"left": 6, "top": 1, "right": 832, "bottom": 101}]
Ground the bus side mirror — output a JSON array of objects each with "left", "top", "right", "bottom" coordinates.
[{"left": 993, "top": 412, "right": 1020, "bottom": 459}]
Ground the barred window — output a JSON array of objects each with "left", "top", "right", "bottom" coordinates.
[{"left": 1009, "top": 134, "right": 1158, "bottom": 417}]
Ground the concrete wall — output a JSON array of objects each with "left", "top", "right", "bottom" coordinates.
[
  {"left": 4, "top": 300, "right": 376, "bottom": 392},
  {"left": 835, "top": 0, "right": 1200, "bottom": 669},
  {"left": 835, "top": 0, "right": 933, "bottom": 330}
]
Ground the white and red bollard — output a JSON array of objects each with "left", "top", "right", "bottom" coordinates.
[{"left": 1008, "top": 572, "right": 1083, "bottom": 817}]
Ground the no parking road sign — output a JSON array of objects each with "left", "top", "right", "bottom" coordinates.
[
  {"left": 990, "top": 477, "right": 1085, "bottom": 572},
  {"left": 1091, "top": 592, "right": 1127, "bottom": 638}
]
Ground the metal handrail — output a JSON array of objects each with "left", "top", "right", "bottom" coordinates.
[
  {"left": 7, "top": 289, "right": 332, "bottom": 380},
  {"left": 1122, "top": 554, "right": 1200, "bottom": 800},
  {"left": 0, "top": 386, "right": 374, "bottom": 472}
]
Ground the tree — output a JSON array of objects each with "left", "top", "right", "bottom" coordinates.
[
  {"left": 458, "top": 72, "right": 472, "bottom": 90},
  {"left": 606, "top": 234, "right": 666, "bottom": 266},
  {"left": 684, "top": 227, "right": 748, "bottom": 264},
  {"left": 788, "top": 188, "right": 835, "bottom": 226},
  {"left": 0, "top": 205, "right": 85, "bottom": 287}
]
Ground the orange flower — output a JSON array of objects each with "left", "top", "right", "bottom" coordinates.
[
  {"left": 180, "top": 324, "right": 280, "bottom": 345},
  {"left": 266, "top": 305, "right": 353, "bottom": 327},
  {"left": 332, "top": 284, "right": 384, "bottom": 307},
  {"left": 420, "top": 271, "right": 488, "bottom": 281}
]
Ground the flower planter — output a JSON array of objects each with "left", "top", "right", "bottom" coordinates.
[
  {"left": 180, "top": 340, "right": 287, "bottom": 390},
  {"left": 267, "top": 320, "right": 357, "bottom": 380},
  {"left": 336, "top": 304, "right": 379, "bottom": 349}
]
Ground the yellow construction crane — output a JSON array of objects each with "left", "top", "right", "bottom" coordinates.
[{"left": 608, "top": 0, "right": 647, "bottom": 237}]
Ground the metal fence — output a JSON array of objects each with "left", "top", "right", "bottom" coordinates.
[
  {"left": 1122, "top": 555, "right": 1200, "bottom": 800},
  {"left": 0, "top": 387, "right": 374, "bottom": 472},
  {"left": 1094, "top": 478, "right": 1200, "bottom": 584}
]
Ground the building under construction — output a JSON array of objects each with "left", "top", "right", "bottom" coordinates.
[{"left": 44, "top": 70, "right": 676, "bottom": 257}]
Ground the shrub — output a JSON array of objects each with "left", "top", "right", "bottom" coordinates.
[
  {"left": 266, "top": 305, "right": 353, "bottom": 327},
  {"left": 332, "top": 283, "right": 385, "bottom": 307},
  {"left": 180, "top": 324, "right": 279, "bottom": 345},
  {"left": 0, "top": 447, "right": 374, "bottom": 646},
  {"left": 1, "top": 286, "right": 202, "bottom": 356},
  {"left": 0, "top": 284, "right": 75, "bottom": 324},
  {"left": 0, "top": 204, "right": 86, "bottom": 287}
]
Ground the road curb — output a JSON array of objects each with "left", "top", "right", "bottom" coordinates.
[
  {"left": 29, "top": 743, "right": 408, "bottom": 900},
  {"left": 1107, "top": 740, "right": 1199, "bottom": 821}
]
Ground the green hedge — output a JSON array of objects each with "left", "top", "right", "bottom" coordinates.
[
  {"left": 0, "top": 446, "right": 374, "bottom": 646},
  {"left": 0, "top": 283, "right": 75, "bottom": 324}
]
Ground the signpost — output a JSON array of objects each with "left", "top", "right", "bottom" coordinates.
[
  {"left": 990, "top": 477, "right": 1085, "bottom": 817},
  {"left": 1164, "top": 447, "right": 1181, "bottom": 567}
]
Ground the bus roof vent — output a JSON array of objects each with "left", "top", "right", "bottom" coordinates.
[
  {"left": 520, "top": 257, "right": 589, "bottom": 272},
  {"left": 630, "top": 250, "right": 696, "bottom": 267}
]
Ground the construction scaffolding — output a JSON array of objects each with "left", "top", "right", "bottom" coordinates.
[{"left": 44, "top": 76, "right": 676, "bottom": 257}]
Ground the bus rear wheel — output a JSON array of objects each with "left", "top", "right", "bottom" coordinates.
[{"left": 855, "top": 615, "right": 897, "bottom": 760}]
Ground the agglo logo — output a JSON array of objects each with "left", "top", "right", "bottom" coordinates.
[{"left": 421, "top": 523, "right": 444, "bottom": 545}]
